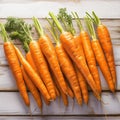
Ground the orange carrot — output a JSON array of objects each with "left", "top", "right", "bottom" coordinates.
[
  {"left": 0, "top": 23, "right": 30, "bottom": 106},
  {"left": 33, "top": 17, "right": 67, "bottom": 94},
  {"left": 14, "top": 46, "right": 51, "bottom": 101},
  {"left": 26, "top": 51, "right": 38, "bottom": 73},
  {"left": 21, "top": 66, "right": 42, "bottom": 110},
  {"left": 74, "top": 64, "right": 89, "bottom": 104},
  {"left": 21, "top": 24, "right": 56, "bottom": 100},
  {"left": 87, "top": 12, "right": 116, "bottom": 87},
  {"left": 85, "top": 16, "right": 115, "bottom": 92},
  {"left": 72, "top": 12, "right": 101, "bottom": 94},
  {"left": 49, "top": 12, "right": 100, "bottom": 100}
]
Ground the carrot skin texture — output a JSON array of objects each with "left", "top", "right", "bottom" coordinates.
[
  {"left": 38, "top": 35, "right": 67, "bottom": 94},
  {"left": 4, "top": 42, "right": 30, "bottom": 106},
  {"left": 91, "top": 40, "right": 115, "bottom": 92},
  {"left": 55, "top": 44, "right": 82, "bottom": 104},
  {"left": 29, "top": 41, "right": 56, "bottom": 100},
  {"left": 60, "top": 32, "right": 100, "bottom": 99},
  {"left": 80, "top": 31, "right": 101, "bottom": 93},
  {"left": 14, "top": 46, "right": 51, "bottom": 101},
  {"left": 26, "top": 51, "right": 38, "bottom": 73},
  {"left": 21, "top": 66, "right": 42, "bottom": 110},
  {"left": 97, "top": 25, "right": 116, "bottom": 87}
]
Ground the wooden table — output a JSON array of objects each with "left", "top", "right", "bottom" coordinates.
[{"left": 0, "top": 0, "right": 120, "bottom": 119}]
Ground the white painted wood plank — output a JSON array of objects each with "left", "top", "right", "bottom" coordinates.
[
  {"left": 0, "top": 92, "right": 119, "bottom": 115},
  {"left": 0, "top": 0, "right": 120, "bottom": 18},
  {"left": 0, "top": 116, "right": 120, "bottom": 120}
]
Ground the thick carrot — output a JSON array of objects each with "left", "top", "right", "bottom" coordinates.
[
  {"left": 21, "top": 25, "right": 56, "bottom": 100},
  {"left": 14, "top": 46, "right": 51, "bottom": 101},
  {"left": 74, "top": 64, "right": 89, "bottom": 104},
  {"left": 85, "top": 16, "right": 115, "bottom": 92},
  {"left": 49, "top": 12, "right": 100, "bottom": 100},
  {"left": 21, "top": 66, "right": 42, "bottom": 110},
  {"left": 0, "top": 23, "right": 30, "bottom": 106},
  {"left": 26, "top": 51, "right": 38, "bottom": 73},
  {"left": 72, "top": 12, "right": 101, "bottom": 94},
  {"left": 87, "top": 12, "right": 116, "bottom": 87},
  {"left": 33, "top": 17, "right": 67, "bottom": 94}
]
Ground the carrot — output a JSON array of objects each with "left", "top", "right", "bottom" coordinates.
[
  {"left": 87, "top": 12, "right": 116, "bottom": 88},
  {"left": 72, "top": 12, "right": 101, "bottom": 94},
  {"left": 57, "top": 8, "right": 88, "bottom": 103},
  {"left": 14, "top": 45, "right": 51, "bottom": 101},
  {"left": 26, "top": 51, "right": 38, "bottom": 73},
  {"left": 0, "top": 23, "right": 30, "bottom": 106},
  {"left": 47, "top": 21, "right": 82, "bottom": 104},
  {"left": 85, "top": 16, "right": 115, "bottom": 92},
  {"left": 21, "top": 66, "right": 42, "bottom": 110},
  {"left": 21, "top": 24, "right": 56, "bottom": 100},
  {"left": 49, "top": 12, "right": 100, "bottom": 100},
  {"left": 32, "top": 17, "right": 67, "bottom": 94}
]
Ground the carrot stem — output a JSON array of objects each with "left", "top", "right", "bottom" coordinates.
[
  {"left": 71, "top": 12, "right": 84, "bottom": 31},
  {"left": 32, "top": 17, "right": 44, "bottom": 36},
  {"left": 0, "top": 23, "right": 9, "bottom": 42},
  {"left": 49, "top": 12, "right": 64, "bottom": 33}
]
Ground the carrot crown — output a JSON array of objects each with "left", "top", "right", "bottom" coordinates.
[
  {"left": 32, "top": 17, "right": 44, "bottom": 37},
  {"left": 71, "top": 12, "right": 84, "bottom": 32},
  {"left": 57, "top": 8, "right": 76, "bottom": 35},
  {"left": 0, "top": 23, "right": 9, "bottom": 42},
  {"left": 86, "top": 11, "right": 101, "bottom": 26},
  {"left": 85, "top": 16, "right": 97, "bottom": 40},
  {"left": 49, "top": 12, "right": 64, "bottom": 33},
  {"left": 46, "top": 18, "right": 60, "bottom": 46}
]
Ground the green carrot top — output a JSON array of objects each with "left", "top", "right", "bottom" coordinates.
[
  {"left": 84, "top": 16, "right": 97, "bottom": 40},
  {"left": 86, "top": 11, "right": 101, "bottom": 26}
]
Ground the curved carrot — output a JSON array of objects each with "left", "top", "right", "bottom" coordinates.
[
  {"left": 85, "top": 16, "right": 115, "bottom": 92},
  {"left": 33, "top": 17, "right": 67, "bottom": 94},
  {"left": 72, "top": 12, "right": 101, "bottom": 94},
  {"left": 0, "top": 23, "right": 30, "bottom": 106},
  {"left": 49, "top": 12, "right": 100, "bottom": 100},
  {"left": 87, "top": 12, "right": 116, "bottom": 88},
  {"left": 14, "top": 46, "right": 51, "bottom": 101},
  {"left": 21, "top": 24, "right": 56, "bottom": 100},
  {"left": 21, "top": 66, "right": 42, "bottom": 110}
]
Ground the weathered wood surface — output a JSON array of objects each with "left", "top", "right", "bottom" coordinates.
[
  {"left": 0, "top": 92, "right": 119, "bottom": 115},
  {"left": 0, "top": 0, "right": 120, "bottom": 18}
]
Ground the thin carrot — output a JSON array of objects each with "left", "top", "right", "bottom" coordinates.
[
  {"left": 49, "top": 12, "right": 100, "bottom": 100},
  {"left": 0, "top": 23, "right": 30, "bottom": 106},
  {"left": 72, "top": 12, "right": 101, "bottom": 94},
  {"left": 87, "top": 12, "right": 116, "bottom": 88},
  {"left": 85, "top": 16, "right": 115, "bottom": 92},
  {"left": 32, "top": 17, "right": 67, "bottom": 94},
  {"left": 14, "top": 46, "right": 51, "bottom": 101},
  {"left": 21, "top": 66, "right": 42, "bottom": 110},
  {"left": 21, "top": 24, "right": 56, "bottom": 100}
]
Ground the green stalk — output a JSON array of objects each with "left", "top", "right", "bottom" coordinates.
[
  {"left": 49, "top": 12, "right": 64, "bottom": 33},
  {"left": 46, "top": 18, "right": 60, "bottom": 46},
  {"left": 32, "top": 17, "right": 44, "bottom": 37},
  {"left": 71, "top": 12, "right": 84, "bottom": 31},
  {"left": 0, "top": 23, "right": 9, "bottom": 42},
  {"left": 84, "top": 16, "right": 97, "bottom": 40}
]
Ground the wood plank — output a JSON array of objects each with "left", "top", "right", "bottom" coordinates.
[
  {"left": 0, "top": 65, "right": 120, "bottom": 90},
  {"left": 0, "top": 92, "right": 119, "bottom": 115},
  {"left": 0, "top": 116, "right": 120, "bottom": 120},
  {"left": 0, "top": 19, "right": 120, "bottom": 44},
  {"left": 0, "top": 0, "right": 120, "bottom": 18}
]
